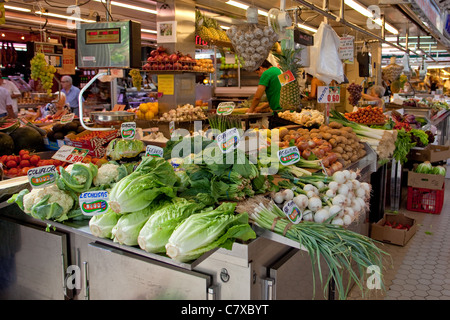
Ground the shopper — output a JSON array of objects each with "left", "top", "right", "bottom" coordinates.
[
  {"left": 246, "top": 60, "right": 282, "bottom": 113},
  {"left": 361, "top": 85, "right": 386, "bottom": 109},
  {"left": 61, "top": 75, "right": 83, "bottom": 117},
  {"left": 0, "top": 86, "right": 15, "bottom": 118},
  {"left": 0, "top": 71, "right": 21, "bottom": 114}
]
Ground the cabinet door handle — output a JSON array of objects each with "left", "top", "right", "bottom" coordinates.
[{"left": 83, "top": 261, "right": 89, "bottom": 300}]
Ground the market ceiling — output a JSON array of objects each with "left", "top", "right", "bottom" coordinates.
[{"left": 2, "top": 0, "right": 449, "bottom": 59}]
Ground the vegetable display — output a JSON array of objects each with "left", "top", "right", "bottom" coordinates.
[
  {"left": 277, "top": 109, "right": 324, "bottom": 127},
  {"left": 159, "top": 104, "right": 207, "bottom": 122},
  {"left": 106, "top": 138, "right": 146, "bottom": 162},
  {"left": 344, "top": 106, "right": 386, "bottom": 124},
  {"left": 414, "top": 161, "right": 446, "bottom": 176}
]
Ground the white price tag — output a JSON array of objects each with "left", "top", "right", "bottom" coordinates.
[
  {"left": 317, "top": 86, "right": 340, "bottom": 104},
  {"left": 282, "top": 200, "right": 302, "bottom": 224},
  {"left": 60, "top": 113, "right": 75, "bottom": 124},
  {"left": 121, "top": 122, "right": 136, "bottom": 140},
  {"left": 145, "top": 145, "right": 164, "bottom": 158},
  {"left": 216, "top": 128, "right": 240, "bottom": 153},
  {"left": 277, "top": 146, "right": 301, "bottom": 166},
  {"left": 169, "top": 121, "right": 175, "bottom": 136},
  {"left": 79, "top": 191, "right": 109, "bottom": 216},
  {"left": 217, "top": 102, "right": 235, "bottom": 115},
  {"left": 27, "top": 165, "right": 57, "bottom": 189},
  {"left": 52, "top": 145, "right": 89, "bottom": 164}
]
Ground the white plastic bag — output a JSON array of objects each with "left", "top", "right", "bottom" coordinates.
[{"left": 306, "top": 22, "right": 344, "bottom": 84}]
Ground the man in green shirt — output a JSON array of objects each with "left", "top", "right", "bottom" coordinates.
[{"left": 247, "top": 60, "right": 282, "bottom": 113}]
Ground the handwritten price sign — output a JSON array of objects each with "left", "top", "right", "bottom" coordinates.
[
  {"left": 317, "top": 86, "right": 341, "bottom": 104},
  {"left": 52, "top": 145, "right": 89, "bottom": 164}
]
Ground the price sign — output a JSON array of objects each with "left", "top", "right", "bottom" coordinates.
[
  {"left": 52, "top": 145, "right": 89, "bottom": 164},
  {"left": 278, "top": 70, "right": 296, "bottom": 86},
  {"left": 27, "top": 165, "right": 57, "bottom": 189},
  {"left": 145, "top": 145, "right": 164, "bottom": 158},
  {"left": 60, "top": 113, "right": 75, "bottom": 124},
  {"left": 277, "top": 146, "right": 301, "bottom": 166},
  {"left": 79, "top": 191, "right": 109, "bottom": 216},
  {"left": 216, "top": 128, "right": 240, "bottom": 153},
  {"left": 121, "top": 122, "right": 136, "bottom": 140},
  {"left": 317, "top": 86, "right": 340, "bottom": 104},
  {"left": 217, "top": 102, "right": 235, "bottom": 115},
  {"left": 282, "top": 200, "right": 302, "bottom": 224}
]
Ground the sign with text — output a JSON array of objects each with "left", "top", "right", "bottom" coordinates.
[
  {"left": 216, "top": 128, "right": 240, "bottom": 154},
  {"left": 52, "top": 145, "right": 89, "bottom": 164},
  {"left": 277, "top": 146, "right": 301, "bottom": 166},
  {"left": 145, "top": 145, "right": 164, "bottom": 158},
  {"left": 27, "top": 165, "right": 57, "bottom": 189},
  {"left": 282, "top": 200, "right": 303, "bottom": 224},
  {"left": 338, "top": 36, "right": 354, "bottom": 64},
  {"left": 121, "top": 122, "right": 136, "bottom": 140},
  {"left": 60, "top": 113, "right": 75, "bottom": 124},
  {"left": 278, "top": 70, "right": 296, "bottom": 86},
  {"left": 79, "top": 191, "right": 109, "bottom": 216},
  {"left": 317, "top": 86, "right": 340, "bottom": 104},
  {"left": 217, "top": 102, "right": 235, "bottom": 115}
]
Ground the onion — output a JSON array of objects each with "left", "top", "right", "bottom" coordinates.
[
  {"left": 332, "top": 194, "right": 346, "bottom": 206},
  {"left": 352, "top": 200, "right": 362, "bottom": 213},
  {"left": 328, "top": 181, "right": 339, "bottom": 191},
  {"left": 304, "top": 184, "right": 318, "bottom": 194},
  {"left": 342, "top": 170, "right": 351, "bottom": 180},
  {"left": 343, "top": 214, "right": 352, "bottom": 226},
  {"left": 326, "top": 189, "right": 336, "bottom": 198},
  {"left": 355, "top": 188, "right": 366, "bottom": 199},
  {"left": 352, "top": 179, "right": 361, "bottom": 190},
  {"left": 314, "top": 209, "right": 330, "bottom": 223},
  {"left": 350, "top": 171, "right": 357, "bottom": 180},
  {"left": 282, "top": 189, "right": 294, "bottom": 201},
  {"left": 344, "top": 207, "right": 355, "bottom": 218},
  {"left": 329, "top": 205, "right": 342, "bottom": 217},
  {"left": 293, "top": 194, "right": 309, "bottom": 209},
  {"left": 306, "top": 190, "right": 317, "bottom": 199},
  {"left": 332, "top": 171, "right": 346, "bottom": 184},
  {"left": 308, "top": 196, "right": 322, "bottom": 212},
  {"left": 273, "top": 192, "right": 284, "bottom": 204},
  {"left": 332, "top": 218, "right": 344, "bottom": 226},
  {"left": 338, "top": 184, "right": 349, "bottom": 196},
  {"left": 303, "top": 210, "right": 314, "bottom": 221},
  {"left": 361, "top": 182, "right": 371, "bottom": 194},
  {"left": 316, "top": 181, "right": 325, "bottom": 190}
]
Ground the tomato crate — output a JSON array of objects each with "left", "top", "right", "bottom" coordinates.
[
  {"left": 406, "top": 184, "right": 445, "bottom": 215},
  {"left": 65, "top": 129, "right": 119, "bottom": 158}
]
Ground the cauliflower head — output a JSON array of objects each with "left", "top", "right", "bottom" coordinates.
[
  {"left": 93, "top": 163, "right": 121, "bottom": 187},
  {"left": 23, "top": 184, "right": 74, "bottom": 218}
]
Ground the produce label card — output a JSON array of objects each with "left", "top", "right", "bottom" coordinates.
[
  {"left": 277, "top": 146, "right": 301, "bottom": 166},
  {"left": 339, "top": 36, "right": 354, "bottom": 64},
  {"left": 60, "top": 113, "right": 75, "bottom": 124},
  {"left": 282, "top": 200, "right": 302, "bottom": 224},
  {"left": 169, "top": 121, "right": 175, "bottom": 136},
  {"left": 217, "top": 102, "right": 235, "bottom": 115},
  {"left": 121, "top": 122, "right": 136, "bottom": 140},
  {"left": 27, "top": 165, "right": 57, "bottom": 189},
  {"left": 79, "top": 191, "right": 109, "bottom": 216},
  {"left": 317, "top": 86, "right": 340, "bottom": 104},
  {"left": 278, "top": 70, "right": 295, "bottom": 86},
  {"left": 216, "top": 128, "right": 240, "bottom": 154},
  {"left": 145, "top": 145, "right": 164, "bottom": 158},
  {"left": 52, "top": 145, "right": 89, "bottom": 164}
]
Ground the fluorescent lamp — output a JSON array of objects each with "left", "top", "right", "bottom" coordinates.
[
  {"left": 345, "top": 0, "right": 398, "bottom": 35},
  {"left": 225, "top": 1, "right": 268, "bottom": 17},
  {"left": 35, "top": 11, "right": 96, "bottom": 22},
  {"left": 5, "top": 5, "right": 31, "bottom": 13},
  {"left": 142, "top": 29, "right": 157, "bottom": 34},
  {"left": 297, "top": 23, "right": 317, "bottom": 33},
  {"left": 109, "top": 1, "right": 157, "bottom": 14},
  {"left": 220, "top": 25, "right": 230, "bottom": 30}
]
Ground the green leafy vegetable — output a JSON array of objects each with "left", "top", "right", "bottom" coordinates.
[
  {"left": 89, "top": 208, "right": 120, "bottom": 239},
  {"left": 138, "top": 198, "right": 206, "bottom": 253},
  {"left": 108, "top": 156, "right": 178, "bottom": 214},
  {"left": 415, "top": 161, "right": 433, "bottom": 174},
  {"left": 106, "top": 138, "right": 146, "bottom": 161},
  {"left": 57, "top": 163, "right": 98, "bottom": 193},
  {"left": 393, "top": 128, "right": 415, "bottom": 165},
  {"left": 165, "top": 202, "right": 256, "bottom": 262}
]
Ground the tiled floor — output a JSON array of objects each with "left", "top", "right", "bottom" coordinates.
[{"left": 348, "top": 174, "right": 450, "bottom": 300}]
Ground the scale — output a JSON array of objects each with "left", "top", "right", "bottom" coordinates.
[{"left": 76, "top": 20, "right": 141, "bottom": 131}]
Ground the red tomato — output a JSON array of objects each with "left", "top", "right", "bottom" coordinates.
[
  {"left": 21, "top": 167, "right": 30, "bottom": 175},
  {"left": 30, "top": 155, "right": 40, "bottom": 166},
  {"left": 14, "top": 156, "right": 20, "bottom": 163},
  {"left": 8, "top": 168, "right": 19, "bottom": 176},
  {"left": 6, "top": 155, "right": 16, "bottom": 162},
  {"left": 6, "top": 160, "right": 17, "bottom": 168},
  {"left": 21, "top": 153, "right": 31, "bottom": 161},
  {"left": 20, "top": 160, "right": 31, "bottom": 168},
  {"left": 0, "top": 155, "right": 7, "bottom": 164},
  {"left": 37, "top": 160, "right": 46, "bottom": 167},
  {"left": 19, "top": 149, "right": 30, "bottom": 156}
]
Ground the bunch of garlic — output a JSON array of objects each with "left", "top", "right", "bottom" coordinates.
[
  {"left": 227, "top": 23, "right": 278, "bottom": 72},
  {"left": 159, "top": 104, "right": 207, "bottom": 121}
]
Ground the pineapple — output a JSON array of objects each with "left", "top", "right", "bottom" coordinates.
[{"left": 274, "top": 48, "right": 303, "bottom": 111}]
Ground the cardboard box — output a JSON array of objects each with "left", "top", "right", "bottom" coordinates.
[
  {"left": 65, "top": 129, "right": 119, "bottom": 158},
  {"left": 370, "top": 213, "right": 417, "bottom": 246},
  {"left": 407, "top": 170, "right": 445, "bottom": 190},
  {"left": 408, "top": 145, "right": 450, "bottom": 163}
]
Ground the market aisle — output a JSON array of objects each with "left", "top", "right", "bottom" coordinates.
[{"left": 349, "top": 170, "right": 450, "bottom": 300}]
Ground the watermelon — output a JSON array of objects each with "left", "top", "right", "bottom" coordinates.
[
  {"left": 0, "top": 118, "right": 20, "bottom": 134},
  {"left": 0, "top": 132, "right": 14, "bottom": 155},
  {"left": 9, "top": 126, "right": 44, "bottom": 154}
]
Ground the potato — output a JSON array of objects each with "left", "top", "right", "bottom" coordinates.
[
  {"left": 350, "top": 154, "right": 359, "bottom": 162},
  {"left": 329, "top": 138, "right": 337, "bottom": 147},
  {"left": 329, "top": 121, "right": 343, "bottom": 129},
  {"left": 344, "top": 145, "right": 353, "bottom": 152},
  {"left": 333, "top": 146, "right": 344, "bottom": 154},
  {"left": 341, "top": 153, "right": 349, "bottom": 160},
  {"left": 322, "top": 132, "right": 332, "bottom": 140}
]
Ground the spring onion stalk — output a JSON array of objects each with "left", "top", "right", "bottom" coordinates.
[{"left": 237, "top": 198, "right": 389, "bottom": 300}]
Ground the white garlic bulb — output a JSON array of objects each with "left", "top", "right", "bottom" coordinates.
[
  {"left": 254, "top": 28, "right": 264, "bottom": 39},
  {"left": 250, "top": 39, "right": 261, "bottom": 48}
]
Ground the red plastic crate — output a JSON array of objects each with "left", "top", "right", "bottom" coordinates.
[{"left": 406, "top": 184, "right": 445, "bottom": 214}]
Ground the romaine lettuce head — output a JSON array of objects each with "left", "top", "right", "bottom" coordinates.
[
  {"left": 112, "top": 205, "right": 156, "bottom": 246},
  {"left": 108, "top": 157, "right": 178, "bottom": 214},
  {"left": 165, "top": 202, "right": 256, "bottom": 262},
  {"left": 138, "top": 198, "right": 205, "bottom": 253},
  {"left": 89, "top": 208, "right": 120, "bottom": 239}
]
